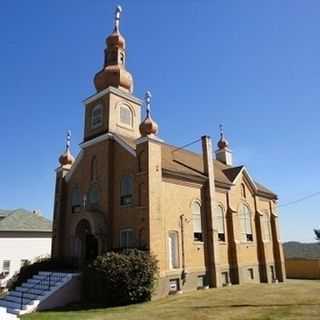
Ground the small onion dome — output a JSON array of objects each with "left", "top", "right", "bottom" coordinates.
[
  {"left": 59, "top": 149, "right": 75, "bottom": 167},
  {"left": 106, "top": 31, "right": 125, "bottom": 49},
  {"left": 139, "top": 91, "right": 158, "bottom": 137},
  {"left": 139, "top": 114, "right": 159, "bottom": 137},
  {"left": 217, "top": 135, "right": 229, "bottom": 150},
  {"left": 217, "top": 124, "right": 230, "bottom": 150},
  {"left": 59, "top": 130, "right": 75, "bottom": 167}
]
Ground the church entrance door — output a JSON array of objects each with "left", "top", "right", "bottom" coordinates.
[{"left": 75, "top": 219, "right": 98, "bottom": 266}]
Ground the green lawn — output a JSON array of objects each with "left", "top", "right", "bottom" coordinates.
[{"left": 22, "top": 280, "right": 320, "bottom": 320}]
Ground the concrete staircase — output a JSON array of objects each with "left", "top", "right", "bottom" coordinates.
[{"left": 0, "top": 272, "right": 77, "bottom": 318}]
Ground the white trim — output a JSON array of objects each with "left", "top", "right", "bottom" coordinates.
[
  {"left": 113, "top": 134, "right": 136, "bottom": 157},
  {"left": 256, "top": 209, "right": 264, "bottom": 216},
  {"left": 136, "top": 135, "right": 164, "bottom": 145},
  {"left": 79, "top": 133, "right": 112, "bottom": 149},
  {"left": 83, "top": 87, "right": 143, "bottom": 106},
  {"left": 65, "top": 133, "right": 136, "bottom": 183},
  {"left": 79, "top": 132, "right": 136, "bottom": 155},
  {"left": 233, "top": 167, "right": 257, "bottom": 191}
]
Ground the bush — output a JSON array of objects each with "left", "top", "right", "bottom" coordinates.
[
  {"left": 8, "top": 257, "right": 74, "bottom": 290},
  {"left": 83, "top": 249, "right": 158, "bottom": 307}
]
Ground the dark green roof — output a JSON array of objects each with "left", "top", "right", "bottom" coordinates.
[{"left": 0, "top": 209, "right": 52, "bottom": 232}]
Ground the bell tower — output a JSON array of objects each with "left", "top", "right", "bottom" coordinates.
[
  {"left": 83, "top": 6, "right": 142, "bottom": 142},
  {"left": 215, "top": 125, "right": 233, "bottom": 166}
]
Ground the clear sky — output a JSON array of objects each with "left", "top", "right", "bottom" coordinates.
[{"left": 0, "top": 1, "right": 319, "bottom": 242}]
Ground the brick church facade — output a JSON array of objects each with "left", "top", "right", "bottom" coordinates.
[{"left": 52, "top": 6, "right": 285, "bottom": 297}]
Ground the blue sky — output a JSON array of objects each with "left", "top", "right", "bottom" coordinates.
[{"left": 0, "top": 1, "right": 319, "bottom": 242}]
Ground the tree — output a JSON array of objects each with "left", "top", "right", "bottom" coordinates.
[
  {"left": 83, "top": 249, "right": 159, "bottom": 307},
  {"left": 314, "top": 229, "right": 320, "bottom": 241}
]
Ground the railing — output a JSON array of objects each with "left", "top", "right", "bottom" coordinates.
[{"left": 20, "top": 272, "right": 65, "bottom": 310}]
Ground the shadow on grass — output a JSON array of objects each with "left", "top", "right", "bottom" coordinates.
[
  {"left": 191, "top": 303, "right": 320, "bottom": 310},
  {"left": 36, "top": 301, "right": 320, "bottom": 315},
  {"left": 37, "top": 301, "right": 144, "bottom": 313}
]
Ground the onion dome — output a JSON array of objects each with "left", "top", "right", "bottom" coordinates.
[
  {"left": 94, "top": 5, "right": 133, "bottom": 93},
  {"left": 106, "top": 31, "right": 126, "bottom": 49},
  {"left": 139, "top": 91, "right": 159, "bottom": 137},
  {"left": 59, "top": 131, "right": 75, "bottom": 167},
  {"left": 217, "top": 124, "right": 230, "bottom": 149}
]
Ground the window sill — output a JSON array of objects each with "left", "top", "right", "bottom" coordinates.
[
  {"left": 117, "top": 123, "right": 134, "bottom": 132},
  {"left": 120, "top": 205, "right": 133, "bottom": 209},
  {"left": 239, "top": 242, "right": 256, "bottom": 247},
  {"left": 165, "top": 269, "right": 183, "bottom": 276},
  {"left": 136, "top": 171, "right": 147, "bottom": 176},
  {"left": 193, "top": 241, "right": 204, "bottom": 246}
]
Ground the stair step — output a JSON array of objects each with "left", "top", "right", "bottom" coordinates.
[
  {"left": 16, "top": 286, "right": 49, "bottom": 295},
  {"left": 9, "top": 291, "right": 41, "bottom": 300},
  {"left": 0, "top": 271, "right": 77, "bottom": 317},
  {"left": 0, "top": 300, "right": 22, "bottom": 310},
  {"left": 38, "top": 271, "right": 71, "bottom": 277},
  {"left": 28, "top": 278, "right": 64, "bottom": 286},
  {"left": 5, "top": 294, "right": 40, "bottom": 305},
  {"left": 6, "top": 308, "right": 22, "bottom": 316}
]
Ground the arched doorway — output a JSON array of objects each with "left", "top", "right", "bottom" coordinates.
[{"left": 74, "top": 219, "right": 98, "bottom": 266}]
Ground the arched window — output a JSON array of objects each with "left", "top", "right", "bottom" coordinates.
[
  {"left": 119, "top": 104, "right": 133, "bottom": 127},
  {"left": 239, "top": 204, "right": 253, "bottom": 242},
  {"left": 262, "top": 211, "right": 271, "bottom": 241},
  {"left": 91, "top": 104, "right": 103, "bottom": 129},
  {"left": 91, "top": 156, "right": 97, "bottom": 181},
  {"left": 71, "top": 186, "right": 81, "bottom": 213},
  {"left": 192, "top": 201, "right": 202, "bottom": 242},
  {"left": 216, "top": 205, "right": 225, "bottom": 241},
  {"left": 120, "top": 175, "right": 133, "bottom": 206},
  {"left": 88, "top": 185, "right": 100, "bottom": 206},
  {"left": 241, "top": 183, "right": 246, "bottom": 198}
]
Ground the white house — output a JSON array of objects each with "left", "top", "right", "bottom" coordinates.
[{"left": 0, "top": 209, "right": 52, "bottom": 289}]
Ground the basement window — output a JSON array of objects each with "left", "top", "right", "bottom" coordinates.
[
  {"left": 221, "top": 272, "right": 229, "bottom": 286},
  {"left": 197, "top": 275, "right": 207, "bottom": 289},
  {"left": 169, "top": 279, "right": 180, "bottom": 294}
]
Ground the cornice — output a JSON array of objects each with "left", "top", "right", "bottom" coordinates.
[{"left": 83, "top": 86, "right": 143, "bottom": 106}]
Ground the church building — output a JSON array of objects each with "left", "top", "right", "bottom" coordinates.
[{"left": 52, "top": 6, "right": 286, "bottom": 297}]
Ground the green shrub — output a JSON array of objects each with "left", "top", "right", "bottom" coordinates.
[
  {"left": 8, "top": 258, "right": 73, "bottom": 290},
  {"left": 83, "top": 249, "right": 158, "bottom": 307}
]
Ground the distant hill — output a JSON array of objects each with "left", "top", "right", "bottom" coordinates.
[{"left": 283, "top": 241, "right": 320, "bottom": 259}]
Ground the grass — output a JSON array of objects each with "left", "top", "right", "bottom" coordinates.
[{"left": 22, "top": 280, "right": 320, "bottom": 320}]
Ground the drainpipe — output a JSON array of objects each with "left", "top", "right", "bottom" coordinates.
[{"left": 180, "top": 214, "right": 186, "bottom": 283}]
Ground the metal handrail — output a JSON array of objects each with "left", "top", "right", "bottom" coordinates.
[{"left": 20, "top": 272, "right": 65, "bottom": 309}]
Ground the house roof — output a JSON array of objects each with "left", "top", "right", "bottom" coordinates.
[
  {"left": 117, "top": 134, "right": 277, "bottom": 198},
  {"left": 0, "top": 209, "right": 52, "bottom": 232}
]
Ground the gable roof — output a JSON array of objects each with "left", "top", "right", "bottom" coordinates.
[
  {"left": 117, "top": 134, "right": 276, "bottom": 198},
  {"left": 223, "top": 166, "right": 244, "bottom": 182},
  {"left": 0, "top": 209, "right": 52, "bottom": 232}
]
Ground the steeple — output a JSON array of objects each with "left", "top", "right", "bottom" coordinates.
[
  {"left": 94, "top": 5, "right": 133, "bottom": 93},
  {"left": 215, "top": 124, "right": 233, "bottom": 166},
  {"left": 139, "top": 91, "right": 159, "bottom": 137},
  {"left": 59, "top": 130, "right": 75, "bottom": 167}
]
